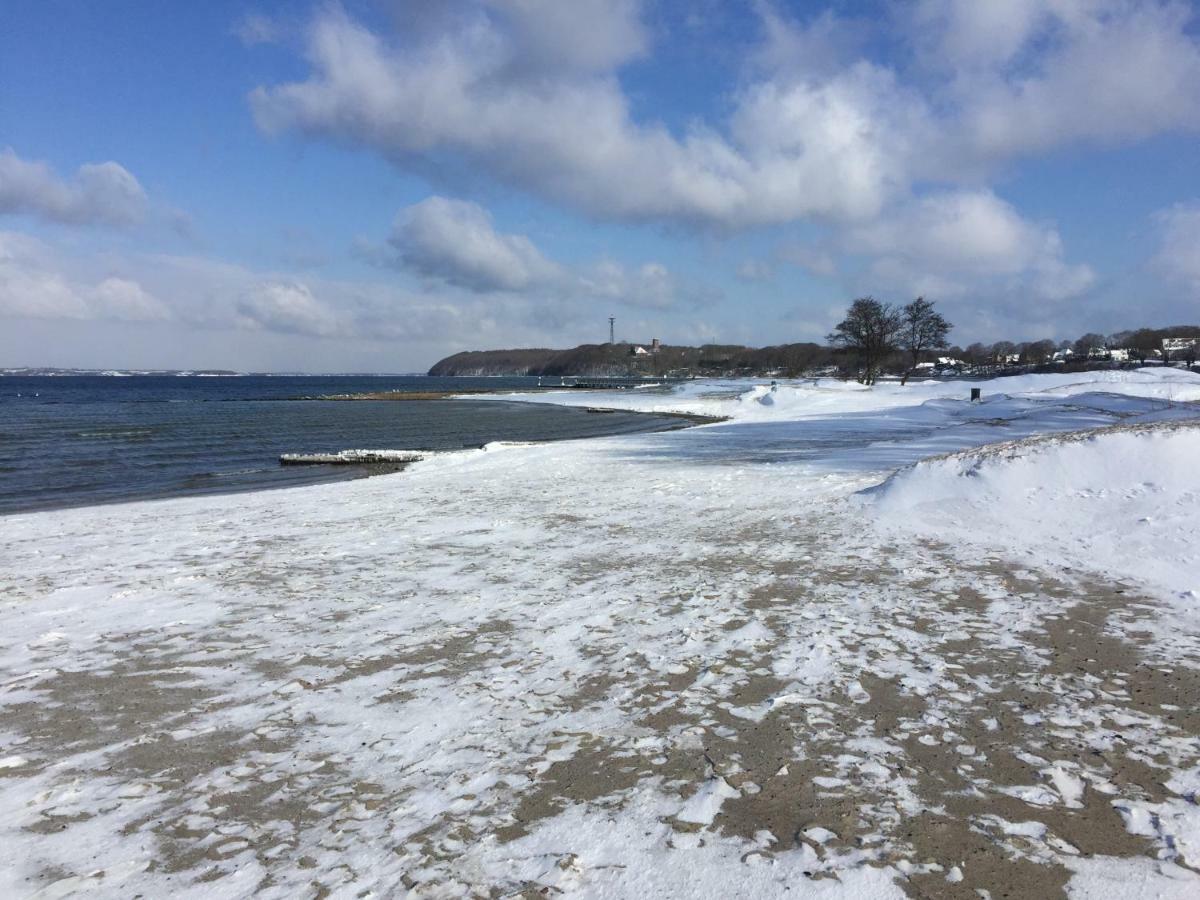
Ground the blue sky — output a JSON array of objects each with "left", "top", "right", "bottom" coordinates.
[{"left": 2, "top": 0, "right": 1199, "bottom": 372}]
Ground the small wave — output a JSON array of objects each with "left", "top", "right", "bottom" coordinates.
[{"left": 186, "top": 467, "right": 274, "bottom": 481}]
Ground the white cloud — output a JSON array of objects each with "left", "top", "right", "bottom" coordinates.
[
  {"left": 0, "top": 232, "right": 91, "bottom": 320},
  {"left": 249, "top": 6, "right": 927, "bottom": 227},
  {"left": 0, "top": 229, "right": 653, "bottom": 362},
  {"left": 913, "top": 0, "right": 1200, "bottom": 164},
  {"left": 843, "top": 190, "right": 1095, "bottom": 302},
  {"left": 909, "top": 0, "right": 1049, "bottom": 71},
  {"left": 236, "top": 282, "right": 344, "bottom": 337},
  {"left": 488, "top": 0, "right": 648, "bottom": 72},
  {"left": 388, "top": 196, "right": 560, "bottom": 292},
  {"left": 92, "top": 277, "right": 171, "bottom": 321},
  {"left": 576, "top": 260, "right": 682, "bottom": 309},
  {"left": 0, "top": 232, "right": 168, "bottom": 322},
  {"left": 1151, "top": 202, "right": 1200, "bottom": 290},
  {"left": 0, "top": 148, "right": 148, "bottom": 226},
  {"left": 375, "top": 195, "right": 705, "bottom": 310},
  {"left": 248, "top": 1, "right": 1200, "bottom": 233},
  {"left": 752, "top": 7, "right": 865, "bottom": 80}
]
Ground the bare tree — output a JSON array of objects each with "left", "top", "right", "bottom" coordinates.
[
  {"left": 964, "top": 343, "right": 990, "bottom": 366},
  {"left": 1128, "top": 329, "right": 1159, "bottom": 366},
  {"left": 899, "top": 297, "right": 952, "bottom": 384},
  {"left": 991, "top": 341, "right": 1017, "bottom": 365},
  {"left": 1073, "top": 333, "right": 1108, "bottom": 358},
  {"left": 1024, "top": 339, "right": 1058, "bottom": 365},
  {"left": 828, "top": 297, "right": 903, "bottom": 385}
]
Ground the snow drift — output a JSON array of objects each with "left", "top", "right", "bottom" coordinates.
[{"left": 869, "top": 421, "right": 1200, "bottom": 604}]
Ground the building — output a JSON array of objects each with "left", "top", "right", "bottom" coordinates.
[{"left": 1163, "top": 337, "right": 1197, "bottom": 358}]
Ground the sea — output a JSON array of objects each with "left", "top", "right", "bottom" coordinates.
[{"left": 0, "top": 375, "right": 682, "bottom": 515}]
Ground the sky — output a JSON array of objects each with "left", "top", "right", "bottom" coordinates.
[{"left": 2, "top": 0, "right": 1200, "bottom": 373}]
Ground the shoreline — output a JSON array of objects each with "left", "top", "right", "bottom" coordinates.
[{"left": 0, "top": 399, "right": 714, "bottom": 519}]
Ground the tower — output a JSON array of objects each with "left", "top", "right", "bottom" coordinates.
[{"left": 609, "top": 316, "right": 615, "bottom": 345}]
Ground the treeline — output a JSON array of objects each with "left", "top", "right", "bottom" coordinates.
[
  {"left": 952, "top": 324, "right": 1200, "bottom": 367},
  {"left": 428, "top": 348, "right": 562, "bottom": 376},
  {"left": 428, "top": 324, "right": 1200, "bottom": 379}
]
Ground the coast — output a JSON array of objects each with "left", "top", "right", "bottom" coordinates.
[{"left": 2, "top": 369, "right": 1200, "bottom": 898}]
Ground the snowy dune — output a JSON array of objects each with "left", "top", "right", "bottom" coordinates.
[
  {"left": 1, "top": 368, "right": 1199, "bottom": 898},
  {"left": 870, "top": 421, "right": 1200, "bottom": 607}
]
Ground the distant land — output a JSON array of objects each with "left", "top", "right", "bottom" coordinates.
[
  {"left": 428, "top": 342, "right": 836, "bottom": 378},
  {"left": 431, "top": 324, "right": 1200, "bottom": 379},
  {"left": 0, "top": 367, "right": 241, "bottom": 377},
  {"left": 0, "top": 368, "right": 422, "bottom": 377}
]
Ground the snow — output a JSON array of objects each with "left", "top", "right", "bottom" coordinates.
[
  {"left": 676, "top": 774, "right": 740, "bottom": 824},
  {"left": 1, "top": 367, "right": 1199, "bottom": 897},
  {"left": 869, "top": 421, "right": 1200, "bottom": 610},
  {"left": 1066, "top": 856, "right": 1200, "bottom": 898},
  {"left": 279, "top": 449, "right": 425, "bottom": 464}
]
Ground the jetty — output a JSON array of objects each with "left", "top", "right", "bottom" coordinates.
[{"left": 279, "top": 450, "right": 424, "bottom": 466}]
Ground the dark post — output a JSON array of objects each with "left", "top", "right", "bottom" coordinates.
[{"left": 970, "top": 388, "right": 981, "bottom": 402}]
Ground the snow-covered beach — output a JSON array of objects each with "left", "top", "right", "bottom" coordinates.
[{"left": 3, "top": 368, "right": 1199, "bottom": 898}]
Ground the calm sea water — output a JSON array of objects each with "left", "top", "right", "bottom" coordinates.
[{"left": 0, "top": 375, "right": 680, "bottom": 514}]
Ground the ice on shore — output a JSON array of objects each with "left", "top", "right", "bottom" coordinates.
[{"left": 279, "top": 448, "right": 425, "bottom": 464}]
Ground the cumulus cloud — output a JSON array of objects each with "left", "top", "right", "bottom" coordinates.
[
  {"left": 236, "top": 282, "right": 344, "bottom": 337},
  {"left": 912, "top": 0, "right": 1200, "bottom": 164},
  {"left": 752, "top": 6, "right": 870, "bottom": 81},
  {"left": 909, "top": 0, "right": 1049, "bottom": 71},
  {"left": 374, "top": 195, "right": 707, "bottom": 309},
  {"left": 388, "top": 197, "right": 560, "bottom": 292},
  {"left": 0, "top": 148, "right": 148, "bottom": 226},
  {"left": 843, "top": 190, "right": 1095, "bottom": 302},
  {"left": 248, "top": 1, "right": 1200, "bottom": 232},
  {"left": 249, "top": 5, "right": 927, "bottom": 227},
  {"left": 0, "top": 232, "right": 90, "bottom": 320},
  {"left": 91, "top": 277, "right": 172, "bottom": 321},
  {"left": 0, "top": 232, "right": 168, "bottom": 322}
]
